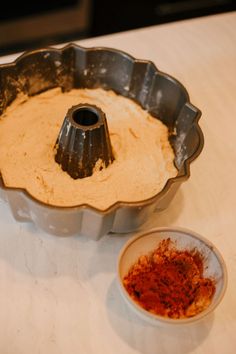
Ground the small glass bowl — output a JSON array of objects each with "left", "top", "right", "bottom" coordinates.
[{"left": 117, "top": 227, "right": 227, "bottom": 326}]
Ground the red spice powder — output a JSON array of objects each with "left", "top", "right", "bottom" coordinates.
[{"left": 123, "top": 238, "right": 216, "bottom": 319}]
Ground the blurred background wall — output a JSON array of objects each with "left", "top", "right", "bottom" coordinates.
[{"left": 0, "top": 0, "right": 235, "bottom": 55}]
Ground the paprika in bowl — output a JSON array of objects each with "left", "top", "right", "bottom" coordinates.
[{"left": 117, "top": 227, "right": 227, "bottom": 326}]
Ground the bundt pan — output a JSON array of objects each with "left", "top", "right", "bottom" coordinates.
[{"left": 0, "top": 44, "right": 204, "bottom": 239}]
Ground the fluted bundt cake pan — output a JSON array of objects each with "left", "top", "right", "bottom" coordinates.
[{"left": 0, "top": 44, "right": 204, "bottom": 239}]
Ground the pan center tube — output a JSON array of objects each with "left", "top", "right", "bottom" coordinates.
[
  {"left": 55, "top": 104, "right": 114, "bottom": 179},
  {"left": 73, "top": 107, "right": 99, "bottom": 126}
]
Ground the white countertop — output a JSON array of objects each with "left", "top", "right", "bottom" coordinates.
[{"left": 1, "top": 11, "right": 236, "bottom": 354}]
